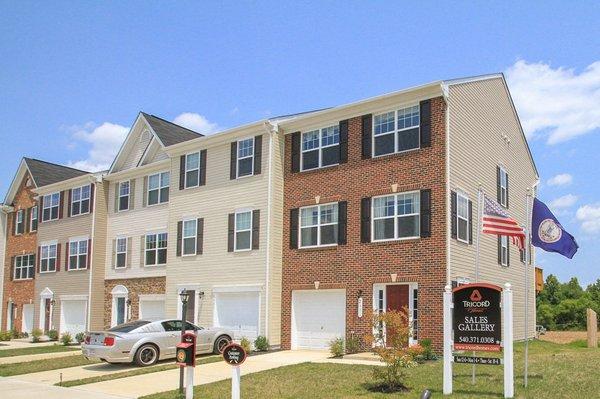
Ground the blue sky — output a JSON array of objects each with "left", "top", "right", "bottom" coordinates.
[{"left": 1, "top": 2, "right": 599, "bottom": 285}]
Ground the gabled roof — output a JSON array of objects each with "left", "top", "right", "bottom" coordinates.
[
  {"left": 24, "top": 158, "right": 88, "bottom": 187},
  {"left": 140, "top": 112, "right": 203, "bottom": 147}
]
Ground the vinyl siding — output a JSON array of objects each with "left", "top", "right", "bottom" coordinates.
[{"left": 448, "top": 77, "right": 537, "bottom": 340}]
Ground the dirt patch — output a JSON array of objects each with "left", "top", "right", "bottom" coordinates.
[{"left": 539, "top": 331, "right": 587, "bottom": 344}]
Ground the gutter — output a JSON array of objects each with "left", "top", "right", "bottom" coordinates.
[{"left": 0, "top": 207, "right": 8, "bottom": 330}]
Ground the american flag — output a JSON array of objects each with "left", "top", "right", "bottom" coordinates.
[{"left": 482, "top": 195, "right": 525, "bottom": 249}]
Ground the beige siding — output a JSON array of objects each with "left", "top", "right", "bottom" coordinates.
[
  {"left": 448, "top": 77, "right": 538, "bottom": 339},
  {"left": 89, "top": 181, "right": 108, "bottom": 330},
  {"left": 121, "top": 130, "right": 152, "bottom": 171}
]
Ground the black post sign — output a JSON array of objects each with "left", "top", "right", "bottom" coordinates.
[
  {"left": 453, "top": 283, "right": 502, "bottom": 352},
  {"left": 222, "top": 343, "right": 247, "bottom": 366}
]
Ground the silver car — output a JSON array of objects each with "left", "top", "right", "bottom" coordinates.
[{"left": 81, "top": 319, "right": 233, "bottom": 366}]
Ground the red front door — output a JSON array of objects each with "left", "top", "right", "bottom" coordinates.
[{"left": 385, "top": 285, "right": 409, "bottom": 345}]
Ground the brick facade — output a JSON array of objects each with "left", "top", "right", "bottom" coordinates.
[
  {"left": 282, "top": 96, "right": 447, "bottom": 350},
  {"left": 104, "top": 277, "right": 166, "bottom": 329},
  {"left": 2, "top": 173, "right": 37, "bottom": 332}
]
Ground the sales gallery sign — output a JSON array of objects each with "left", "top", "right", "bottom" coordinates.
[{"left": 453, "top": 283, "right": 502, "bottom": 352}]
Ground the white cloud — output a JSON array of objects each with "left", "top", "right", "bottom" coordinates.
[
  {"left": 67, "top": 122, "right": 129, "bottom": 172},
  {"left": 173, "top": 113, "right": 220, "bottom": 135},
  {"left": 547, "top": 173, "right": 573, "bottom": 187},
  {"left": 505, "top": 60, "right": 600, "bottom": 144},
  {"left": 549, "top": 194, "right": 578, "bottom": 212},
  {"left": 576, "top": 204, "right": 600, "bottom": 234}
]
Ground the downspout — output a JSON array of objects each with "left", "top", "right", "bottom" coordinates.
[
  {"left": 262, "top": 121, "right": 277, "bottom": 342},
  {"left": 442, "top": 84, "right": 451, "bottom": 284},
  {"left": 0, "top": 205, "right": 11, "bottom": 330},
  {"left": 86, "top": 177, "right": 100, "bottom": 331}
]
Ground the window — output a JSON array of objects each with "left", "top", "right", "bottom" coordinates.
[
  {"left": 68, "top": 239, "right": 88, "bottom": 270},
  {"left": 234, "top": 211, "right": 252, "bottom": 251},
  {"left": 237, "top": 138, "right": 254, "bottom": 178},
  {"left": 42, "top": 192, "right": 60, "bottom": 221},
  {"left": 14, "top": 254, "right": 35, "bottom": 280},
  {"left": 115, "top": 297, "right": 126, "bottom": 326},
  {"left": 182, "top": 220, "right": 197, "bottom": 256},
  {"left": 301, "top": 125, "right": 339, "bottom": 171},
  {"left": 115, "top": 237, "right": 127, "bottom": 269},
  {"left": 161, "top": 320, "right": 197, "bottom": 332},
  {"left": 146, "top": 233, "right": 167, "bottom": 265},
  {"left": 118, "top": 181, "right": 130, "bottom": 211},
  {"left": 299, "top": 203, "right": 339, "bottom": 247},
  {"left": 40, "top": 244, "right": 57, "bottom": 273},
  {"left": 457, "top": 193, "right": 469, "bottom": 243},
  {"left": 30, "top": 206, "right": 38, "bottom": 232},
  {"left": 372, "top": 192, "right": 420, "bottom": 241},
  {"left": 71, "top": 184, "right": 91, "bottom": 216},
  {"left": 184, "top": 152, "right": 200, "bottom": 188},
  {"left": 500, "top": 236, "right": 509, "bottom": 266},
  {"left": 148, "top": 172, "right": 170, "bottom": 205},
  {"left": 15, "top": 209, "right": 24, "bottom": 235},
  {"left": 373, "top": 105, "right": 420, "bottom": 157},
  {"left": 499, "top": 167, "right": 508, "bottom": 207}
]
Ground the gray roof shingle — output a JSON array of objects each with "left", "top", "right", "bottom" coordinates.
[
  {"left": 24, "top": 158, "right": 89, "bottom": 188},
  {"left": 141, "top": 113, "right": 204, "bottom": 147}
]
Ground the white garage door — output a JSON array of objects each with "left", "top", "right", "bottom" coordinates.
[
  {"left": 139, "top": 300, "right": 165, "bottom": 320},
  {"left": 292, "top": 289, "right": 346, "bottom": 350},
  {"left": 61, "top": 300, "right": 87, "bottom": 337},
  {"left": 214, "top": 292, "right": 259, "bottom": 341},
  {"left": 22, "top": 304, "right": 34, "bottom": 334}
]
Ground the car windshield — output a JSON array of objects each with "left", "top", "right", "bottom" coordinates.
[{"left": 108, "top": 320, "right": 151, "bottom": 333}]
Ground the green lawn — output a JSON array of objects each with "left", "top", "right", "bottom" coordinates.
[
  {"left": 0, "top": 355, "right": 99, "bottom": 377},
  {"left": 142, "top": 340, "right": 600, "bottom": 398},
  {"left": 0, "top": 344, "right": 79, "bottom": 358},
  {"left": 58, "top": 355, "right": 221, "bottom": 387}
]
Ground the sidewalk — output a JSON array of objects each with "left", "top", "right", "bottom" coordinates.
[
  {"left": 0, "top": 350, "right": 81, "bottom": 365},
  {"left": 0, "top": 339, "right": 59, "bottom": 350},
  {"left": 0, "top": 378, "right": 134, "bottom": 399},
  {"left": 9, "top": 362, "right": 140, "bottom": 385}
]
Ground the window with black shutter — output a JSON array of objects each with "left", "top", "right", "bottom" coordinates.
[
  {"left": 289, "top": 208, "right": 299, "bottom": 249},
  {"left": 290, "top": 132, "right": 301, "bottom": 173},
  {"left": 300, "top": 126, "right": 340, "bottom": 171},
  {"left": 360, "top": 197, "right": 371, "bottom": 242},
  {"left": 298, "top": 203, "right": 340, "bottom": 248}
]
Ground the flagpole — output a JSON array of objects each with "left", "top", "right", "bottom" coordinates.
[{"left": 524, "top": 190, "right": 531, "bottom": 388}]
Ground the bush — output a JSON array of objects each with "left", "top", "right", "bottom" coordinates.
[
  {"left": 0, "top": 331, "right": 11, "bottom": 341},
  {"left": 47, "top": 329, "right": 59, "bottom": 341},
  {"left": 10, "top": 329, "right": 21, "bottom": 339},
  {"left": 31, "top": 328, "right": 43, "bottom": 343},
  {"left": 240, "top": 337, "right": 252, "bottom": 353},
  {"left": 254, "top": 335, "right": 269, "bottom": 351},
  {"left": 329, "top": 337, "right": 345, "bottom": 358},
  {"left": 75, "top": 332, "right": 86, "bottom": 344},
  {"left": 60, "top": 332, "right": 73, "bottom": 346},
  {"left": 346, "top": 334, "right": 362, "bottom": 354},
  {"left": 415, "top": 338, "right": 438, "bottom": 362}
]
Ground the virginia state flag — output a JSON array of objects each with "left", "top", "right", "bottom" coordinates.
[{"left": 531, "top": 198, "right": 578, "bottom": 259}]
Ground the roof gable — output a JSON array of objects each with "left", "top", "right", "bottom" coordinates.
[{"left": 141, "top": 113, "right": 203, "bottom": 147}]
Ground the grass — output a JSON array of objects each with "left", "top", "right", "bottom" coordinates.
[
  {"left": 0, "top": 344, "right": 79, "bottom": 358},
  {"left": 0, "top": 355, "right": 99, "bottom": 377},
  {"left": 141, "top": 340, "right": 600, "bottom": 398},
  {"left": 57, "top": 355, "right": 221, "bottom": 387}
]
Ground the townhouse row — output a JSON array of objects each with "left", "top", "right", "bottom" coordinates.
[{"left": 0, "top": 74, "right": 538, "bottom": 350}]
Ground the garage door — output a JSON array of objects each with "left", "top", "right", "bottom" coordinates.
[
  {"left": 292, "top": 289, "right": 346, "bottom": 350},
  {"left": 22, "top": 304, "right": 34, "bottom": 334},
  {"left": 61, "top": 300, "right": 87, "bottom": 337},
  {"left": 139, "top": 300, "right": 165, "bottom": 320},
  {"left": 214, "top": 292, "right": 259, "bottom": 341}
]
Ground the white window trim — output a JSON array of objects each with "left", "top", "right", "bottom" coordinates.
[
  {"left": 499, "top": 166, "right": 508, "bottom": 207},
  {"left": 111, "top": 285, "right": 129, "bottom": 327},
  {"left": 298, "top": 202, "right": 339, "bottom": 248},
  {"left": 300, "top": 125, "right": 340, "bottom": 172},
  {"left": 15, "top": 209, "right": 24, "bottom": 235},
  {"left": 181, "top": 218, "right": 197, "bottom": 257},
  {"left": 372, "top": 282, "right": 419, "bottom": 346},
  {"left": 371, "top": 191, "right": 420, "bottom": 243},
  {"left": 115, "top": 237, "right": 128, "bottom": 269},
  {"left": 236, "top": 137, "right": 255, "bottom": 179},
  {"left": 145, "top": 232, "right": 168, "bottom": 266},
  {"left": 68, "top": 239, "right": 89, "bottom": 271},
  {"left": 234, "top": 210, "right": 253, "bottom": 252},
  {"left": 147, "top": 171, "right": 170, "bottom": 206},
  {"left": 372, "top": 104, "right": 420, "bottom": 158},
  {"left": 500, "top": 236, "right": 509, "bottom": 267},
  {"left": 456, "top": 192, "right": 470, "bottom": 244},
  {"left": 184, "top": 152, "right": 200, "bottom": 189},
  {"left": 118, "top": 181, "right": 130, "bottom": 212},
  {"left": 40, "top": 243, "right": 57, "bottom": 274},
  {"left": 14, "top": 254, "right": 35, "bottom": 280},
  {"left": 71, "top": 184, "right": 91, "bottom": 217},
  {"left": 30, "top": 206, "right": 38, "bottom": 232},
  {"left": 42, "top": 192, "right": 60, "bottom": 222}
]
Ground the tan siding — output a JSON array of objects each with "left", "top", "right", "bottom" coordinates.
[
  {"left": 121, "top": 130, "right": 152, "bottom": 171},
  {"left": 448, "top": 78, "right": 537, "bottom": 339},
  {"left": 89, "top": 181, "right": 108, "bottom": 330}
]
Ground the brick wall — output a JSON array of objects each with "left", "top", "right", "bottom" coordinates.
[
  {"left": 2, "top": 173, "right": 37, "bottom": 332},
  {"left": 282, "top": 97, "right": 447, "bottom": 350},
  {"left": 104, "top": 277, "right": 166, "bottom": 329}
]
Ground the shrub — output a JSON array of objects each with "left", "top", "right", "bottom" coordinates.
[
  {"left": 75, "top": 332, "right": 86, "bottom": 344},
  {"left": 31, "top": 328, "right": 43, "bottom": 343},
  {"left": 329, "top": 337, "right": 345, "bottom": 358},
  {"left": 415, "top": 338, "right": 438, "bottom": 362},
  {"left": 60, "top": 332, "right": 73, "bottom": 346},
  {"left": 240, "top": 337, "right": 252, "bottom": 353},
  {"left": 346, "top": 334, "right": 362, "bottom": 354},
  {"left": 0, "top": 331, "right": 11, "bottom": 341},
  {"left": 10, "top": 329, "right": 21, "bottom": 339},
  {"left": 47, "top": 329, "right": 59, "bottom": 341},
  {"left": 254, "top": 335, "right": 269, "bottom": 351}
]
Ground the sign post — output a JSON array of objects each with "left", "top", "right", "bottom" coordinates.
[
  {"left": 222, "top": 343, "right": 247, "bottom": 399},
  {"left": 176, "top": 332, "right": 197, "bottom": 399},
  {"left": 503, "top": 283, "right": 514, "bottom": 398}
]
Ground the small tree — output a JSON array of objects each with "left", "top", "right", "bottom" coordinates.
[
  {"left": 364, "top": 308, "right": 422, "bottom": 393},
  {"left": 31, "top": 328, "right": 43, "bottom": 343}
]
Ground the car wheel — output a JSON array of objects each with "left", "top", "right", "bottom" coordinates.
[
  {"left": 213, "top": 335, "right": 231, "bottom": 354},
  {"left": 135, "top": 344, "right": 159, "bottom": 366}
]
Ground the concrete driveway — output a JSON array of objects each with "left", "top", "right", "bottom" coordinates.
[
  {"left": 0, "top": 378, "right": 134, "bottom": 399},
  {"left": 0, "top": 349, "right": 81, "bottom": 365}
]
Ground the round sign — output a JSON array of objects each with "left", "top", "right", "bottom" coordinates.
[
  {"left": 538, "top": 218, "right": 562, "bottom": 243},
  {"left": 222, "top": 343, "right": 247, "bottom": 365},
  {"left": 176, "top": 349, "right": 186, "bottom": 363}
]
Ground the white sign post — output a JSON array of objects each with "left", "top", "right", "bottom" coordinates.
[
  {"left": 443, "top": 285, "right": 453, "bottom": 395},
  {"left": 232, "top": 365, "right": 241, "bottom": 399},
  {"left": 186, "top": 366, "right": 194, "bottom": 399},
  {"left": 503, "top": 283, "right": 514, "bottom": 398}
]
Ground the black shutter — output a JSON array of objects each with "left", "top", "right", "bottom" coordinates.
[
  {"left": 497, "top": 236, "right": 502, "bottom": 265},
  {"left": 67, "top": 189, "right": 72, "bottom": 217},
  {"left": 10, "top": 256, "right": 14, "bottom": 280},
  {"left": 496, "top": 166, "right": 501, "bottom": 203},
  {"left": 505, "top": 173, "right": 509, "bottom": 208},
  {"left": 10, "top": 213, "right": 14, "bottom": 236},
  {"left": 89, "top": 184, "right": 95, "bottom": 213},
  {"left": 520, "top": 248, "right": 525, "bottom": 263},
  {"left": 196, "top": 218, "right": 204, "bottom": 255},
  {"left": 38, "top": 196, "right": 43, "bottom": 224},
  {"left": 339, "top": 120, "right": 349, "bottom": 164},
  {"left": 420, "top": 189, "right": 432, "bottom": 238},
  {"left": 176, "top": 221, "right": 182, "bottom": 257},
  {"left": 227, "top": 213, "right": 235, "bottom": 252},
  {"left": 230, "top": 142, "right": 237, "bottom": 180},
  {"left": 338, "top": 201, "right": 347, "bottom": 245},
  {"left": 507, "top": 240, "right": 510, "bottom": 266},
  {"left": 451, "top": 191, "right": 457, "bottom": 239},
  {"left": 179, "top": 155, "right": 185, "bottom": 190},
  {"left": 291, "top": 132, "right": 301, "bottom": 173},
  {"left": 252, "top": 209, "right": 260, "bottom": 250},
  {"left": 468, "top": 200, "right": 473, "bottom": 244},
  {"left": 361, "top": 114, "right": 372, "bottom": 159},
  {"left": 24, "top": 209, "right": 30, "bottom": 234},
  {"left": 253, "top": 135, "right": 262, "bottom": 175},
  {"left": 289, "top": 208, "right": 299, "bottom": 249},
  {"left": 58, "top": 191, "right": 64, "bottom": 219},
  {"left": 360, "top": 197, "right": 371, "bottom": 243},
  {"left": 199, "top": 149, "right": 207, "bottom": 186},
  {"left": 420, "top": 99, "right": 432, "bottom": 148}
]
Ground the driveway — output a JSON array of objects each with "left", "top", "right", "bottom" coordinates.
[
  {"left": 0, "top": 378, "right": 134, "bottom": 399},
  {"left": 0, "top": 350, "right": 81, "bottom": 365}
]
